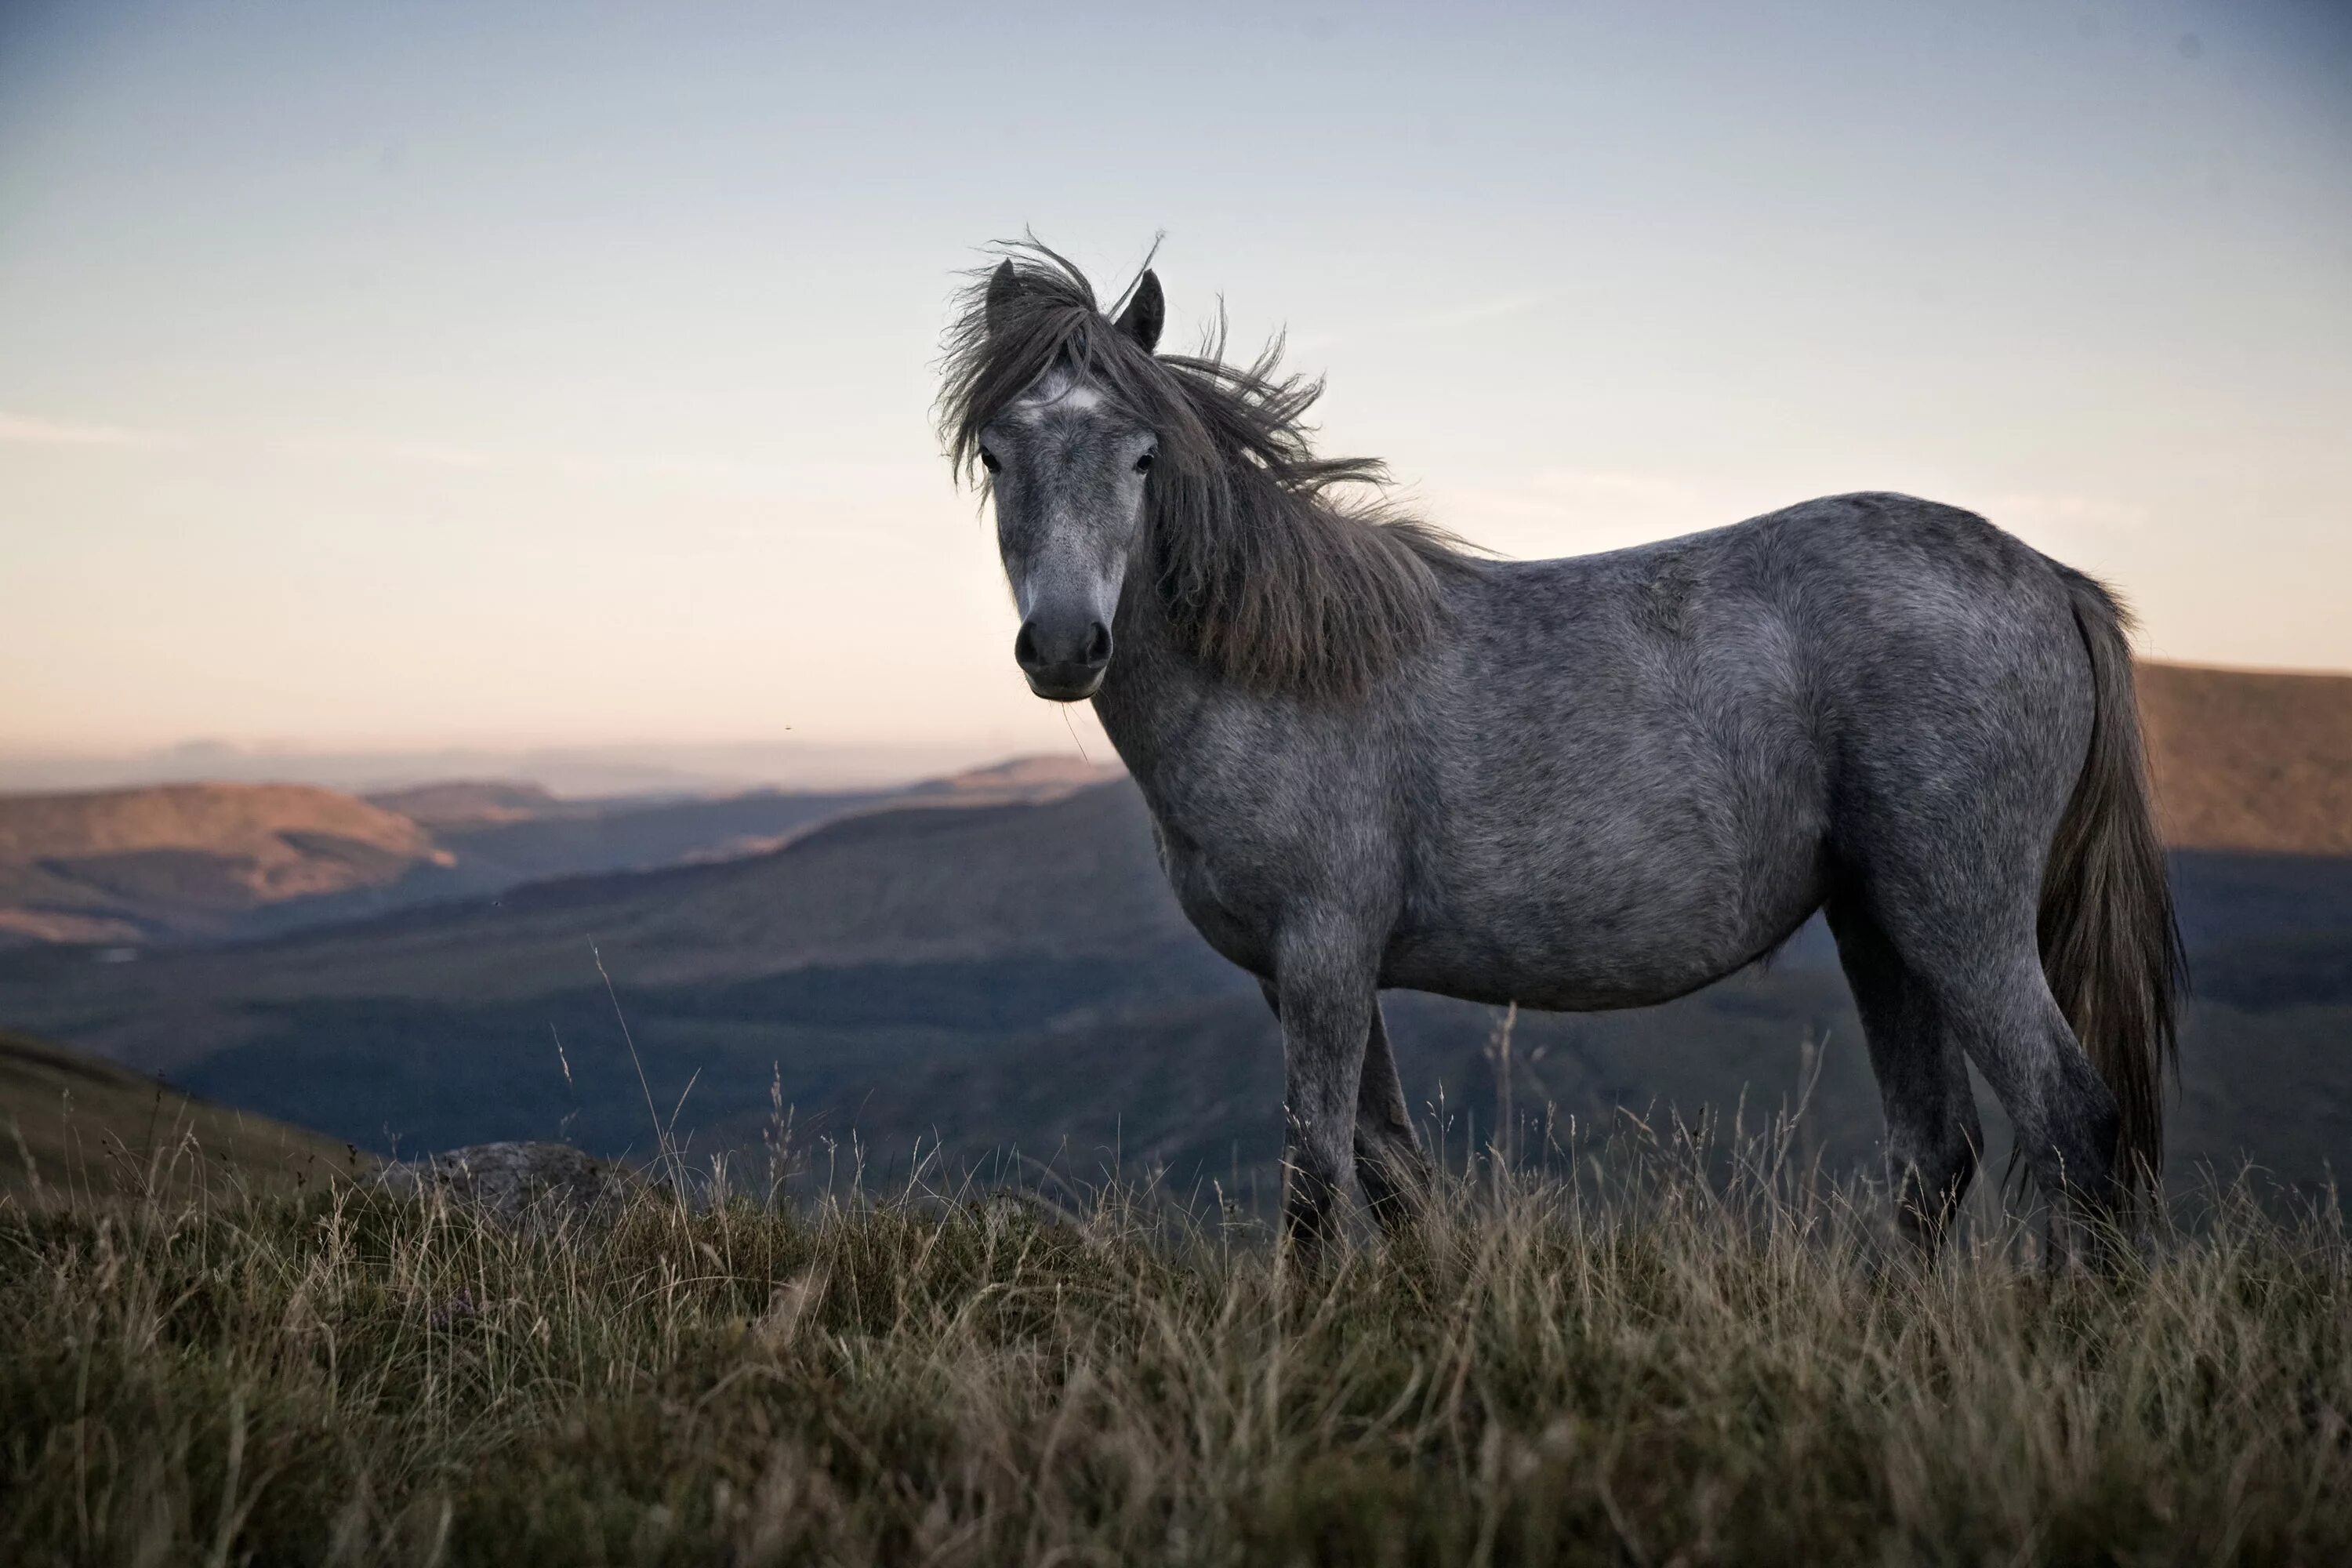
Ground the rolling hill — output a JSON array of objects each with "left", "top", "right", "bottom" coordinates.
[
  {"left": 397, "top": 756, "right": 1120, "bottom": 891},
  {"left": 0, "top": 1026, "right": 368, "bottom": 1203},
  {"left": 2139, "top": 662, "right": 2352, "bottom": 855},
  {"left": 364, "top": 779, "right": 583, "bottom": 827},
  {"left": 0, "top": 757, "right": 1118, "bottom": 949},
  {"left": 0, "top": 783, "right": 450, "bottom": 946}
]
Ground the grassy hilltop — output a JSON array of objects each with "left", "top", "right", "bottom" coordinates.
[
  {"left": 3, "top": 1131, "right": 2350, "bottom": 1566},
  {"left": 0, "top": 1026, "right": 367, "bottom": 1206}
]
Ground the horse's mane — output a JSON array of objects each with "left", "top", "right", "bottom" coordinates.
[{"left": 937, "top": 242, "right": 1476, "bottom": 700}]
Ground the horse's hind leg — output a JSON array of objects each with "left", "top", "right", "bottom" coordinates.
[
  {"left": 1955, "top": 959, "right": 2124, "bottom": 1261},
  {"left": 1353, "top": 1003, "right": 1431, "bottom": 1233},
  {"left": 1835, "top": 891, "right": 2122, "bottom": 1260},
  {"left": 1826, "top": 898, "right": 1984, "bottom": 1254}
]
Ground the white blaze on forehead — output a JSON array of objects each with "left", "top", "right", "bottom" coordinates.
[{"left": 1010, "top": 368, "right": 1105, "bottom": 420}]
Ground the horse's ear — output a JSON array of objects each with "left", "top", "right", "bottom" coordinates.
[
  {"left": 985, "top": 260, "right": 1024, "bottom": 336},
  {"left": 1116, "top": 269, "right": 1164, "bottom": 354}
]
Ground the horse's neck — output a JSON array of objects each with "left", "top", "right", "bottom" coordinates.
[{"left": 1091, "top": 584, "right": 1217, "bottom": 789}]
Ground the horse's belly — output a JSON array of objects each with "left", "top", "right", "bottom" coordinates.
[
  {"left": 1384, "top": 862, "right": 1819, "bottom": 1010},
  {"left": 1383, "top": 932, "right": 1744, "bottom": 1011}
]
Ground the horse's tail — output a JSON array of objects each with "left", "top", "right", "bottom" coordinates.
[{"left": 2038, "top": 566, "right": 2186, "bottom": 1192}]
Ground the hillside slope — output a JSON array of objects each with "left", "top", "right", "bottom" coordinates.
[
  {"left": 0, "top": 759, "right": 1120, "bottom": 949},
  {"left": 0, "top": 784, "right": 448, "bottom": 946},
  {"left": 415, "top": 757, "right": 1120, "bottom": 891},
  {"left": 2140, "top": 662, "right": 2352, "bottom": 855},
  {"left": 364, "top": 779, "right": 580, "bottom": 827},
  {"left": 0, "top": 1026, "right": 367, "bottom": 1203},
  {"left": 0, "top": 782, "right": 1196, "bottom": 1044}
]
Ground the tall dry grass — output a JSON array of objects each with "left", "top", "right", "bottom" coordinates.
[{"left": 2, "top": 1117, "right": 2347, "bottom": 1566}]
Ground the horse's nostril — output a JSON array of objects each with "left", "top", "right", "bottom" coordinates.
[{"left": 1014, "top": 616, "right": 1110, "bottom": 678}]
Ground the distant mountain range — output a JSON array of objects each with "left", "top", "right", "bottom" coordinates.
[
  {"left": 0, "top": 664, "right": 2344, "bottom": 1202},
  {"left": 0, "top": 739, "right": 1000, "bottom": 798},
  {"left": 0, "top": 757, "right": 1118, "bottom": 948}
]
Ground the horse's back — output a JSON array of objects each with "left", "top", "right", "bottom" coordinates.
[{"left": 1391, "top": 494, "right": 2091, "bottom": 1007}]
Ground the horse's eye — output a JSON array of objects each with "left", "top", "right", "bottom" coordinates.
[
  {"left": 979, "top": 448, "right": 1001, "bottom": 474},
  {"left": 1134, "top": 452, "right": 1154, "bottom": 475}
]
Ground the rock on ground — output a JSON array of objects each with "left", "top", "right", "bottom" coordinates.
[{"left": 378, "top": 1142, "right": 645, "bottom": 1227}]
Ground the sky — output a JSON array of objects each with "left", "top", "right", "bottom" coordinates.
[{"left": 2, "top": 0, "right": 2348, "bottom": 788}]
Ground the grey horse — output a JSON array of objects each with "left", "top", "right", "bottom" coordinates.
[{"left": 938, "top": 245, "right": 2181, "bottom": 1256}]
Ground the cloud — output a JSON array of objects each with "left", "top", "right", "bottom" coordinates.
[
  {"left": 268, "top": 434, "right": 494, "bottom": 470},
  {"left": 0, "top": 411, "right": 184, "bottom": 448},
  {"left": 579, "top": 452, "right": 801, "bottom": 495},
  {"left": 1399, "top": 290, "right": 1557, "bottom": 333},
  {"left": 273, "top": 435, "right": 815, "bottom": 492},
  {"left": 376, "top": 440, "right": 493, "bottom": 471}
]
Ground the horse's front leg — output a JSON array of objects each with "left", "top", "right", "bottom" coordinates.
[
  {"left": 1258, "top": 978, "right": 1426, "bottom": 1239},
  {"left": 1352, "top": 1003, "right": 1431, "bottom": 1233},
  {"left": 1270, "top": 921, "right": 1379, "bottom": 1263}
]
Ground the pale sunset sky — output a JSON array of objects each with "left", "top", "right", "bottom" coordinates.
[{"left": 2, "top": 1, "right": 2348, "bottom": 786}]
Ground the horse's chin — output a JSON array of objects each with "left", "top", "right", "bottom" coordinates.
[{"left": 1025, "top": 670, "right": 1106, "bottom": 703}]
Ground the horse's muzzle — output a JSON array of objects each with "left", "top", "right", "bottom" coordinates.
[{"left": 1014, "top": 615, "right": 1111, "bottom": 702}]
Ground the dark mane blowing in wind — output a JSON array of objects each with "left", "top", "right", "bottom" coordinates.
[{"left": 937, "top": 243, "right": 1475, "bottom": 700}]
